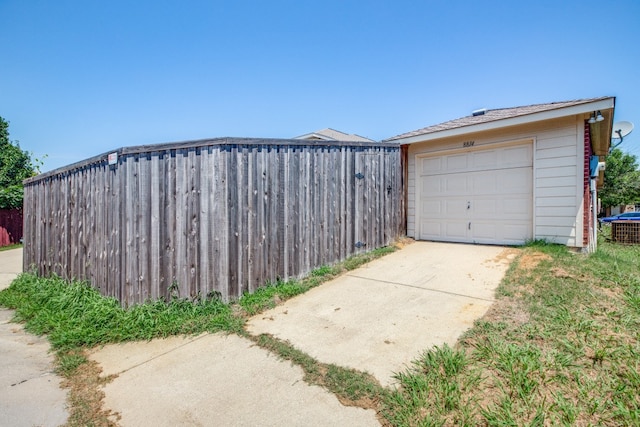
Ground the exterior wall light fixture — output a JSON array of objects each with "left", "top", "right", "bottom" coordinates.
[
  {"left": 596, "top": 110, "right": 604, "bottom": 122},
  {"left": 588, "top": 110, "right": 604, "bottom": 124}
]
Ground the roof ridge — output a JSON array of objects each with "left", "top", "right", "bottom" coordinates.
[{"left": 485, "top": 97, "right": 609, "bottom": 113}]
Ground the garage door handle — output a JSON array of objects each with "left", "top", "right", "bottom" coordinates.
[
  {"left": 467, "top": 201, "right": 471, "bottom": 210},
  {"left": 468, "top": 222, "right": 471, "bottom": 230}
]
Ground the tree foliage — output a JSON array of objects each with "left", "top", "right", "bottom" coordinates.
[
  {"left": 0, "top": 116, "right": 38, "bottom": 209},
  {"left": 600, "top": 148, "right": 640, "bottom": 209}
]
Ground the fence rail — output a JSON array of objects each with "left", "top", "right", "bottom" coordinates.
[{"left": 23, "top": 138, "right": 404, "bottom": 305}]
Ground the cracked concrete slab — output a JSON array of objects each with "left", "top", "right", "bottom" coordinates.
[
  {"left": 247, "top": 242, "right": 516, "bottom": 387},
  {"left": 0, "top": 308, "right": 69, "bottom": 427},
  {"left": 0, "top": 248, "right": 69, "bottom": 427},
  {"left": 90, "top": 333, "right": 379, "bottom": 426}
]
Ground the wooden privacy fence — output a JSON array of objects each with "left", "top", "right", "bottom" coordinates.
[
  {"left": 0, "top": 209, "right": 23, "bottom": 247},
  {"left": 23, "top": 138, "right": 404, "bottom": 306}
]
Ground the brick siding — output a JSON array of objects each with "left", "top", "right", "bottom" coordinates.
[{"left": 583, "top": 121, "right": 592, "bottom": 247}]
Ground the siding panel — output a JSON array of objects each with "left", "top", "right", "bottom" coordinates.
[{"left": 536, "top": 156, "right": 577, "bottom": 169}]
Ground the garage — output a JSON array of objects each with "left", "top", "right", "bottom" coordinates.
[
  {"left": 416, "top": 141, "right": 533, "bottom": 245},
  {"left": 387, "top": 97, "right": 616, "bottom": 251}
]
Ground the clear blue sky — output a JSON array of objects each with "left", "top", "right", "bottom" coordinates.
[{"left": 2, "top": 0, "right": 639, "bottom": 172}]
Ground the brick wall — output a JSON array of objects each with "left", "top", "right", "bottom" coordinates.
[{"left": 583, "top": 121, "right": 592, "bottom": 247}]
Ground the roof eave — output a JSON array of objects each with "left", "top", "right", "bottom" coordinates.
[
  {"left": 394, "top": 97, "right": 616, "bottom": 145},
  {"left": 590, "top": 100, "right": 616, "bottom": 156}
]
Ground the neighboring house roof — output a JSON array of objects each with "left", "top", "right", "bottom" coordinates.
[
  {"left": 385, "top": 97, "right": 615, "bottom": 145},
  {"left": 295, "top": 128, "right": 375, "bottom": 143}
]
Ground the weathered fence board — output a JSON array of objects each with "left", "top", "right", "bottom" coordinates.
[{"left": 23, "top": 138, "right": 404, "bottom": 306}]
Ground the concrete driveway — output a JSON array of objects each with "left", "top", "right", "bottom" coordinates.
[
  {"left": 246, "top": 241, "right": 515, "bottom": 386},
  {"left": 91, "top": 241, "right": 515, "bottom": 425},
  {"left": 0, "top": 247, "right": 22, "bottom": 290},
  {"left": 0, "top": 242, "right": 516, "bottom": 426}
]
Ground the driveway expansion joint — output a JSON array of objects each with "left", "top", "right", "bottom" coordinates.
[
  {"left": 107, "top": 333, "right": 210, "bottom": 376},
  {"left": 10, "top": 371, "right": 58, "bottom": 387},
  {"left": 345, "top": 273, "right": 496, "bottom": 303}
]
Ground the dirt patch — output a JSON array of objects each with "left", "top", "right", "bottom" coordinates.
[
  {"left": 518, "top": 252, "right": 552, "bottom": 270},
  {"left": 60, "top": 353, "right": 119, "bottom": 427},
  {"left": 481, "top": 295, "right": 530, "bottom": 328},
  {"left": 550, "top": 267, "right": 588, "bottom": 282},
  {"left": 489, "top": 248, "right": 520, "bottom": 265},
  {"left": 335, "top": 393, "right": 380, "bottom": 412},
  {"left": 595, "top": 285, "right": 623, "bottom": 299},
  {"left": 394, "top": 236, "right": 415, "bottom": 249}
]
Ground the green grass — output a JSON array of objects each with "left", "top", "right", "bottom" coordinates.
[
  {"left": 1, "top": 244, "right": 398, "bottom": 344},
  {"left": 56, "top": 350, "right": 89, "bottom": 376},
  {"left": 0, "top": 274, "right": 243, "bottom": 350},
  {"left": 383, "top": 238, "right": 640, "bottom": 425},
  {"left": 0, "top": 242, "right": 22, "bottom": 251},
  {"left": 0, "top": 245, "right": 398, "bottom": 351}
]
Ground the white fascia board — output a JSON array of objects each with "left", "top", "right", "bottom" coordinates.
[{"left": 397, "top": 98, "right": 615, "bottom": 145}]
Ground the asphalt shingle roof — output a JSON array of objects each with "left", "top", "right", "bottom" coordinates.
[
  {"left": 296, "top": 128, "right": 375, "bottom": 143},
  {"left": 385, "top": 97, "right": 611, "bottom": 142}
]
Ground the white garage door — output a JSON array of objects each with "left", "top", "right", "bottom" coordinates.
[{"left": 417, "top": 142, "right": 533, "bottom": 245}]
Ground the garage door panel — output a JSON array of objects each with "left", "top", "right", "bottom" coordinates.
[
  {"left": 470, "top": 222, "right": 497, "bottom": 240},
  {"left": 501, "top": 145, "right": 532, "bottom": 166},
  {"left": 445, "top": 154, "right": 469, "bottom": 172},
  {"left": 445, "top": 222, "right": 468, "bottom": 239},
  {"left": 470, "top": 222, "right": 531, "bottom": 243},
  {"left": 421, "top": 176, "right": 442, "bottom": 196},
  {"left": 417, "top": 142, "right": 533, "bottom": 245},
  {"left": 444, "top": 199, "right": 468, "bottom": 217},
  {"left": 420, "top": 221, "right": 442, "bottom": 239},
  {"left": 472, "top": 150, "right": 499, "bottom": 169},
  {"left": 421, "top": 157, "right": 442, "bottom": 175},
  {"left": 445, "top": 175, "right": 469, "bottom": 194},
  {"left": 421, "top": 144, "right": 533, "bottom": 176},
  {"left": 502, "top": 223, "right": 532, "bottom": 242},
  {"left": 471, "top": 174, "right": 498, "bottom": 194},
  {"left": 420, "top": 200, "right": 442, "bottom": 216},
  {"left": 474, "top": 199, "right": 497, "bottom": 216}
]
